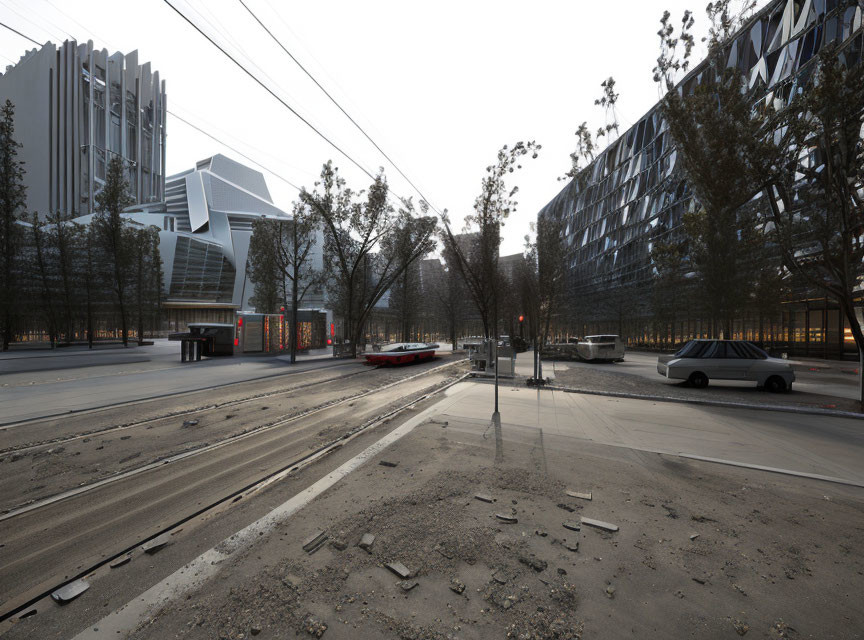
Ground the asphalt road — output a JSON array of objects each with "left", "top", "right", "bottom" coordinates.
[
  {"left": 545, "top": 350, "right": 860, "bottom": 401},
  {"left": 0, "top": 356, "right": 465, "bottom": 618}
]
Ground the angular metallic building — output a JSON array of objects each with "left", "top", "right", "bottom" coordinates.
[
  {"left": 0, "top": 39, "right": 166, "bottom": 218},
  {"left": 71, "top": 154, "right": 324, "bottom": 330},
  {"left": 538, "top": 0, "right": 863, "bottom": 357}
]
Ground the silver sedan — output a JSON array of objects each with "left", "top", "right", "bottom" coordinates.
[{"left": 657, "top": 340, "right": 795, "bottom": 391}]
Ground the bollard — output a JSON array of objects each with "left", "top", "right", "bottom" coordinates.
[{"left": 181, "top": 340, "right": 187, "bottom": 362}]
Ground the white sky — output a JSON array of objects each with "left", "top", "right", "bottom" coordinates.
[{"left": 0, "top": 0, "right": 761, "bottom": 255}]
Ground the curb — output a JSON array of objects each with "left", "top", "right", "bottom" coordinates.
[{"left": 534, "top": 383, "right": 863, "bottom": 420}]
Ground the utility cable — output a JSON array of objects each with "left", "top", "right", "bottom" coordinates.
[
  {"left": 162, "top": 0, "right": 378, "bottom": 183},
  {"left": 236, "top": 0, "right": 445, "bottom": 217},
  {"left": 167, "top": 109, "right": 301, "bottom": 191},
  {"left": 0, "top": 19, "right": 40, "bottom": 45}
]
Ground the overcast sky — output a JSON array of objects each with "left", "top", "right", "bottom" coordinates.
[{"left": 0, "top": 0, "right": 764, "bottom": 255}]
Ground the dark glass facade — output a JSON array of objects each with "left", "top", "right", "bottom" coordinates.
[{"left": 538, "top": 0, "right": 864, "bottom": 357}]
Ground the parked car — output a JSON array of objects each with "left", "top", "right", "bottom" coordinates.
[
  {"left": 576, "top": 335, "right": 625, "bottom": 362},
  {"left": 657, "top": 339, "right": 794, "bottom": 391}
]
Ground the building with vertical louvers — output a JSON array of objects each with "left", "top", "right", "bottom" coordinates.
[
  {"left": 0, "top": 39, "right": 166, "bottom": 219},
  {"left": 537, "top": 0, "right": 863, "bottom": 358}
]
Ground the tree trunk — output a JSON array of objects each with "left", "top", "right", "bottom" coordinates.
[
  {"left": 290, "top": 274, "right": 299, "bottom": 364},
  {"left": 840, "top": 302, "right": 864, "bottom": 411}
]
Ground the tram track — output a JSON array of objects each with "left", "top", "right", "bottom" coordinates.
[
  {"left": 0, "top": 361, "right": 469, "bottom": 624},
  {"left": 0, "top": 358, "right": 465, "bottom": 521},
  {"left": 0, "top": 356, "right": 464, "bottom": 455}
]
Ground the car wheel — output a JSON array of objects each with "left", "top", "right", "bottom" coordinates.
[
  {"left": 765, "top": 375, "right": 788, "bottom": 393},
  {"left": 688, "top": 371, "right": 709, "bottom": 389}
]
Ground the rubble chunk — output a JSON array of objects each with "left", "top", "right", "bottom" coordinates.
[
  {"left": 474, "top": 494, "right": 495, "bottom": 503},
  {"left": 378, "top": 460, "right": 398, "bottom": 468},
  {"left": 399, "top": 580, "right": 418, "bottom": 591},
  {"left": 581, "top": 517, "right": 619, "bottom": 532},
  {"left": 51, "top": 579, "right": 89, "bottom": 603},
  {"left": 386, "top": 561, "right": 413, "bottom": 579},
  {"left": 492, "top": 570, "right": 509, "bottom": 585},
  {"left": 689, "top": 533, "right": 700, "bottom": 541},
  {"left": 302, "top": 530, "right": 328, "bottom": 553},
  {"left": 358, "top": 533, "right": 375, "bottom": 552},
  {"left": 495, "top": 513, "right": 518, "bottom": 523},
  {"left": 563, "top": 541, "right": 579, "bottom": 552},
  {"left": 562, "top": 521, "right": 581, "bottom": 531},
  {"left": 182, "top": 419, "right": 199, "bottom": 427},
  {"left": 519, "top": 555, "right": 547, "bottom": 572},
  {"left": 109, "top": 553, "right": 132, "bottom": 568},
  {"left": 142, "top": 533, "right": 173, "bottom": 554},
  {"left": 566, "top": 491, "right": 592, "bottom": 501},
  {"left": 449, "top": 578, "right": 466, "bottom": 594},
  {"left": 303, "top": 614, "right": 327, "bottom": 637}
]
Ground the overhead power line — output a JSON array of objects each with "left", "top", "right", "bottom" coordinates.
[
  {"left": 167, "top": 109, "right": 301, "bottom": 191},
  {"left": 0, "top": 19, "right": 41, "bottom": 45},
  {"left": 236, "top": 0, "right": 444, "bottom": 217},
  {"left": 162, "top": 0, "right": 379, "bottom": 184}
]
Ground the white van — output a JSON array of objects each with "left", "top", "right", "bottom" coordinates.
[{"left": 576, "top": 335, "right": 625, "bottom": 362}]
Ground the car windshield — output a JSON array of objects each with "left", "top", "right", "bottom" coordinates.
[{"left": 674, "top": 340, "right": 711, "bottom": 358}]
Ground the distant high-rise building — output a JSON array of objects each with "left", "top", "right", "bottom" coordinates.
[{"left": 0, "top": 39, "right": 166, "bottom": 219}]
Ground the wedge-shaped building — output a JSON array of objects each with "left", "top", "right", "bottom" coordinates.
[
  {"left": 73, "top": 154, "right": 323, "bottom": 330},
  {"left": 538, "top": 0, "right": 864, "bottom": 358}
]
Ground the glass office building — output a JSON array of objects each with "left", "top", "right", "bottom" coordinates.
[{"left": 538, "top": 0, "right": 864, "bottom": 357}]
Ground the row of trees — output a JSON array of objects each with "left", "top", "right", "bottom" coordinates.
[
  {"left": 0, "top": 100, "right": 162, "bottom": 350},
  {"left": 246, "top": 141, "right": 551, "bottom": 363}
]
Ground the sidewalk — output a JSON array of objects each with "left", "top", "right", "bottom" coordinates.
[{"left": 108, "top": 380, "right": 863, "bottom": 640}]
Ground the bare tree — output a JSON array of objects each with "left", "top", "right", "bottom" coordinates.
[
  {"left": 301, "top": 162, "right": 436, "bottom": 357},
  {"left": 442, "top": 141, "right": 541, "bottom": 339},
  {"left": 762, "top": 47, "right": 864, "bottom": 404},
  {"left": 247, "top": 204, "right": 321, "bottom": 363}
]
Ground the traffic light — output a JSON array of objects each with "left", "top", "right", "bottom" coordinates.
[{"left": 518, "top": 315, "right": 524, "bottom": 338}]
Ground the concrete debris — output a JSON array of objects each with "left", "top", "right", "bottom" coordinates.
[
  {"left": 51, "top": 579, "right": 90, "bottom": 603},
  {"left": 449, "top": 578, "right": 466, "bottom": 594},
  {"left": 674, "top": 590, "right": 685, "bottom": 599},
  {"left": 563, "top": 541, "right": 579, "bottom": 552},
  {"left": 566, "top": 491, "right": 592, "bottom": 501},
  {"left": 562, "top": 521, "right": 581, "bottom": 532},
  {"left": 302, "top": 530, "right": 328, "bottom": 553},
  {"left": 689, "top": 533, "right": 700, "bottom": 541},
  {"left": 109, "top": 553, "right": 132, "bottom": 568},
  {"left": 534, "top": 529, "right": 548, "bottom": 537},
  {"left": 519, "top": 555, "right": 547, "bottom": 572},
  {"left": 378, "top": 460, "right": 398, "bottom": 468},
  {"left": 142, "top": 533, "right": 173, "bottom": 554},
  {"left": 398, "top": 580, "right": 419, "bottom": 591},
  {"left": 329, "top": 539, "right": 347, "bottom": 551},
  {"left": 250, "top": 624, "right": 262, "bottom": 636},
  {"left": 303, "top": 614, "right": 327, "bottom": 637},
  {"left": 581, "top": 517, "right": 619, "bottom": 532},
  {"left": 474, "top": 494, "right": 495, "bottom": 503},
  {"left": 358, "top": 533, "right": 375, "bottom": 552},
  {"left": 692, "top": 577, "right": 706, "bottom": 585},
  {"left": 10, "top": 452, "right": 23, "bottom": 462},
  {"left": 732, "top": 619, "right": 750, "bottom": 636},
  {"left": 495, "top": 513, "right": 518, "bottom": 523},
  {"left": 119, "top": 451, "right": 141, "bottom": 464},
  {"left": 182, "top": 419, "right": 199, "bottom": 427},
  {"left": 120, "top": 435, "right": 131, "bottom": 440},
  {"left": 386, "top": 561, "right": 413, "bottom": 579},
  {"left": 556, "top": 503, "right": 576, "bottom": 513},
  {"left": 605, "top": 585, "right": 616, "bottom": 599},
  {"left": 492, "top": 570, "right": 509, "bottom": 585}
]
